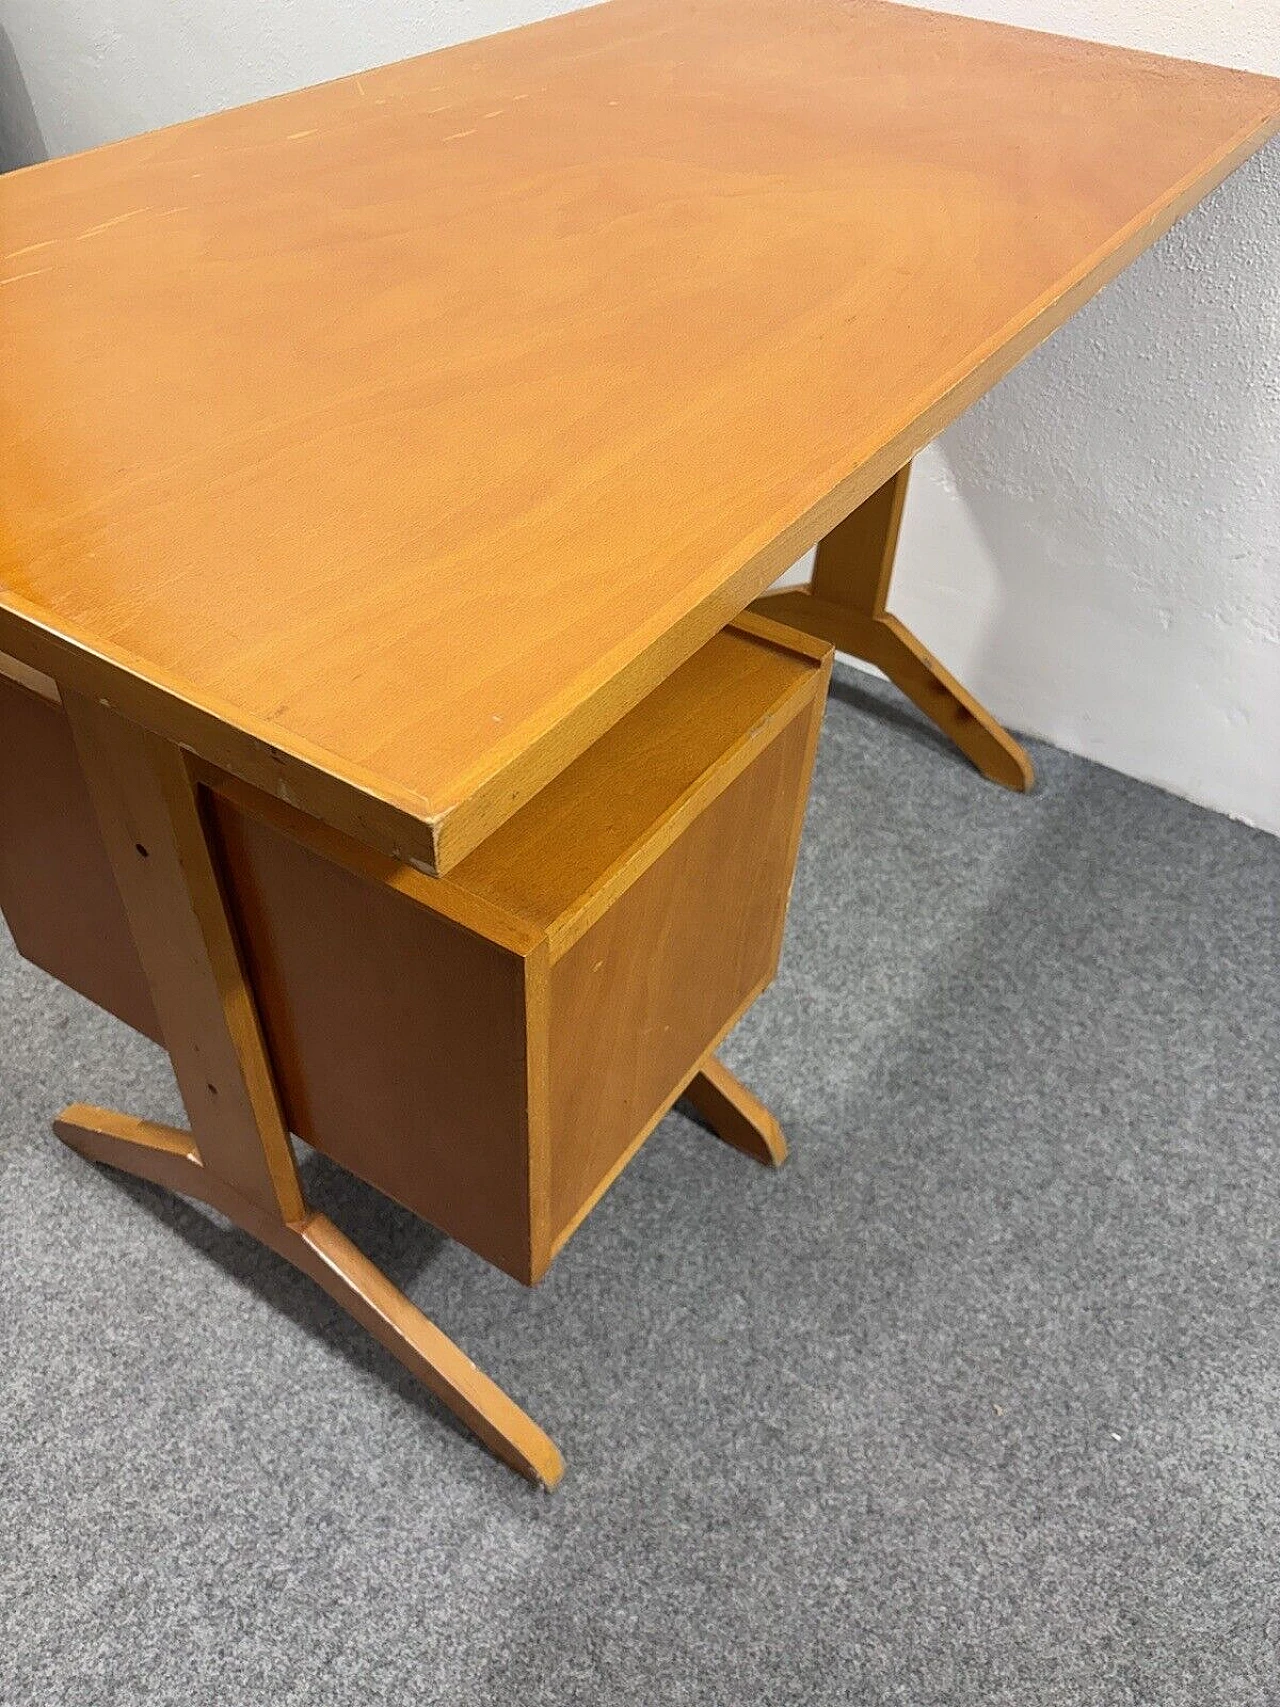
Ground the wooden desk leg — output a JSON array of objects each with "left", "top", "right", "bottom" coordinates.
[
  {"left": 54, "top": 692, "right": 563, "bottom": 1490},
  {"left": 751, "top": 462, "right": 1034, "bottom": 791},
  {"left": 683, "top": 1056, "right": 788, "bottom": 1168}
]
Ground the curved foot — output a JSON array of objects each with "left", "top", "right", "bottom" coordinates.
[
  {"left": 682, "top": 1058, "right": 787, "bottom": 1167},
  {"left": 54, "top": 1103, "right": 564, "bottom": 1488}
]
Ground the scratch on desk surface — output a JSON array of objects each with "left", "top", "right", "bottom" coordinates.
[
  {"left": 77, "top": 208, "right": 146, "bottom": 240},
  {"left": 6, "top": 240, "right": 53, "bottom": 262},
  {"left": 1, "top": 266, "right": 51, "bottom": 285},
  {"left": 442, "top": 129, "right": 477, "bottom": 142}
]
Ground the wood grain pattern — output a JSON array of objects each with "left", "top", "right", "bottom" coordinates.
[
  {"left": 2, "top": 0, "right": 1276, "bottom": 868},
  {"left": 62, "top": 692, "right": 306, "bottom": 1220},
  {"left": 450, "top": 620, "right": 830, "bottom": 959},
  {"left": 810, "top": 463, "right": 913, "bottom": 617},
  {"left": 5, "top": 624, "right": 825, "bottom": 1286},
  {"left": 40, "top": 695, "right": 563, "bottom": 1481},
  {"left": 208, "top": 786, "right": 543, "bottom": 1281},
  {"left": 546, "top": 701, "right": 820, "bottom": 1240},
  {"left": 209, "top": 621, "right": 829, "bottom": 1275}
]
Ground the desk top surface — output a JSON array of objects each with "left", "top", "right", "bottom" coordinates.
[{"left": 3, "top": 0, "right": 1277, "bottom": 870}]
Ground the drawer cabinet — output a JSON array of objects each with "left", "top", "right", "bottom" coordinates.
[{"left": 0, "top": 614, "right": 830, "bottom": 1283}]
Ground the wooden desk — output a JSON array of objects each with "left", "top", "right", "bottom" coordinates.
[{"left": 2, "top": 0, "right": 1277, "bottom": 1482}]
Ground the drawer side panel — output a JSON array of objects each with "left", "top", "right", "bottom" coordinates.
[{"left": 209, "top": 794, "right": 537, "bottom": 1282}]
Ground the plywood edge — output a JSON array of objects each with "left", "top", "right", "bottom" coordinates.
[
  {"left": 750, "top": 586, "right": 877, "bottom": 648},
  {"left": 768, "top": 650, "right": 831, "bottom": 973},
  {"left": 726, "top": 611, "right": 835, "bottom": 670},
  {"left": 201, "top": 766, "right": 544, "bottom": 957},
  {"left": 541, "top": 666, "right": 826, "bottom": 964},
  {"left": 425, "top": 586, "right": 759, "bottom": 876},
  {"left": 0, "top": 601, "right": 449, "bottom": 873},
  {"left": 522, "top": 938, "right": 555, "bottom": 1285}
]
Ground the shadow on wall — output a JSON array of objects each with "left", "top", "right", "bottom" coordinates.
[
  {"left": 905, "top": 138, "right": 1279, "bottom": 826},
  {"left": 0, "top": 26, "right": 45, "bottom": 171}
]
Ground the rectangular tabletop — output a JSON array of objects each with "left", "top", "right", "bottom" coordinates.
[{"left": 3, "top": 0, "right": 1277, "bottom": 870}]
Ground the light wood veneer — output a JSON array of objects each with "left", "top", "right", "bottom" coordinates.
[{"left": 3, "top": 0, "right": 1275, "bottom": 869}]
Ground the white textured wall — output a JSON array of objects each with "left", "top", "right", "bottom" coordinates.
[{"left": 2, "top": 0, "right": 1277, "bottom": 829}]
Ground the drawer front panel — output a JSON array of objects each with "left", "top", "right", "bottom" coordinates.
[{"left": 546, "top": 701, "right": 816, "bottom": 1246}]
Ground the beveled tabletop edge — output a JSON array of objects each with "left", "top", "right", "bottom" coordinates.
[
  {"left": 2, "top": 55, "right": 1276, "bottom": 875},
  {"left": 0, "top": 593, "right": 450, "bottom": 870},
  {"left": 430, "top": 88, "right": 1280, "bottom": 873}
]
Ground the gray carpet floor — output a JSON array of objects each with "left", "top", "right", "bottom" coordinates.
[{"left": 2, "top": 662, "right": 1279, "bottom": 1706}]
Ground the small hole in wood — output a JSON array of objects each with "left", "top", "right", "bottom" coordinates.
[
  {"left": 206, "top": 1083, "right": 218, "bottom": 1097},
  {"left": 135, "top": 843, "right": 149, "bottom": 858}
]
